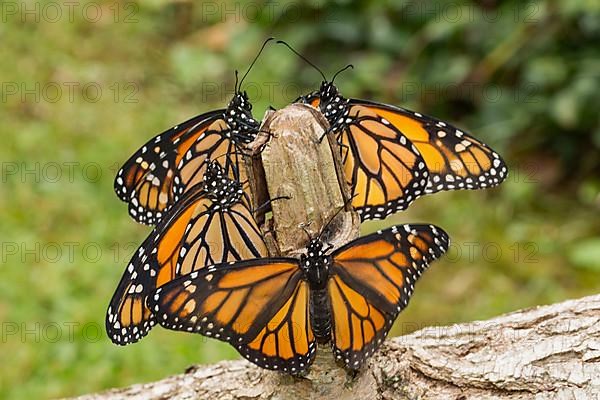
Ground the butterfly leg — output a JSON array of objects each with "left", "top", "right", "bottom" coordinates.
[
  {"left": 317, "top": 127, "right": 334, "bottom": 143},
  {"left": 252, "top": 195, "right": 291, "bottom": 214},
  {"left": 345, "top": 368, "right": 361, "bottom": 379}
]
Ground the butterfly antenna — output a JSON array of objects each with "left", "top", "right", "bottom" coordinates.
[
  {"left": 277, "top": 40, "right": 327, "bottom": 81},
  {"left": 238, "top": 37, "right": 275, "bottom": 92},
  {"left": 234, "top": 70, "right": 240, "bottom": 93},
  {"left": 298, "top": 222, "right": 313, "bottom": 242},
  {"left": 331, "top": 64, "right": 354, "bottom": 83}
]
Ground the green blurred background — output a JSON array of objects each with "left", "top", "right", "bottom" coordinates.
[{"left": 1, "top": 0, "right": 599, "bottom": 398}]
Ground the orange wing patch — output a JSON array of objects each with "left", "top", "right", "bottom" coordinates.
[
  {"left": 328, "top": 275, "right": 389, "bottom": 368},
  {"left": 328, "top": 223, "right": 450, "bottom": 369},
  {"left": 155, "top": 198, "right": 200, "bottom": 285},
  {"left": 335, "top": 104, "right": 429, "bottom": 220},
  {"left": 247, "top": 282, "right": 314, "bottom": 366},
  {"left": 115, "top": 111, "right": 222, "bottom": 225},
  {"left": 176, "top": 201, "right": 268, "bottom": 276},
  {"left": 370, "top": 105, "right": 508, "bottom": 194},
  {"left": 149, "top": 260, "right": 317, "bottom": 374},
  {"left": 176, "top": 120, "right": 250, "bottom": 202}
]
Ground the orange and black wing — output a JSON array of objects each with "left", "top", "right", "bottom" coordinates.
[
  {"left": 334, "top": 104, "right": 430, "bottom": 220},
  {"left": 115, "top": 110, "right": 224, "bottom": 225},
  {"left": 298, "top": 93, "right": 429, "bottom": 220},
  {"left": 328, "top": 223, "right": 449, "bottom": 369},
  {"left": 173, "top": 118, "right": 250, "bottom": 203},
  {"left": 115, "top": 111, "right": 251, "bottom": 226},
  {"left": 106, "top": 186, "right": 210, "bottom": 344},
  {"left": 149, "top": 260, "right": 316, "bottom": 374},
  {"left": 351, "top": 100, "right": 508, "bottom": 194},
  {"left": 163, "top": 193, "right": 268, "bottom": 277},
  {"left": 106, "top": 187, "right": 268, "bottom": 345},
  {"left": 106, "top": 231, "right": 161, "bottom": 345}
]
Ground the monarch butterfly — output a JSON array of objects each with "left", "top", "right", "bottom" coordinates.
[
  {"left": 279, "top": 41, "right": 508, "bottom": 221},
  {"left": 148, "top": 223, "right": 449, "bottom": 373},
  {"left": 114, "top": 38, "right": 274, "bottom": 225},
  {"left": 106, "top": 161, "right": 268, "bottom": 345}
]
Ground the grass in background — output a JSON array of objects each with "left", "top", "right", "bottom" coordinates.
[{"left": 1, "top": 1, "right": 599, "bottom": 398}]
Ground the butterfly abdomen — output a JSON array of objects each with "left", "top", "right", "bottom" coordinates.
[{"left": 310, "top": 288, "right": 331, "bottom": 343}]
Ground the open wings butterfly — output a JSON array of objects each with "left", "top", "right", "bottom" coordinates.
[
  {"left": 148, "top": 223, "right": 449, "bottom": 373},
  {"left": 106, "top": 161, "right": 268, "bottom": 345}
]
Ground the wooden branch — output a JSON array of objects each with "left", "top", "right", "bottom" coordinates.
[
  {"left": 82, "top": 105, "right": 600, "bottom": 399},
  {"left": 73, "top": 293, "right": 600, "bottom": 399}
]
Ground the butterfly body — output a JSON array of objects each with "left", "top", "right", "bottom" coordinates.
[
  {"left": 300, "top": 239, "right": 331, "bottom": 290},
  {"left": 224, "top": 92, "right": 260, "bottom": 144},
  {"left": 200, "top": 159, "right": 245, "bottom": 210},
  {"left": 308, "top": 288, "right": 332, "bottom": 343},
  {"left": 301, "top": 239, "right": 333, "bottom": 343},
  {"left": 316, "top": 82, "right": 348, "bottom": 128}
]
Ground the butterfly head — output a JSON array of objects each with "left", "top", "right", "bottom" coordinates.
[
  {"left": 225, "top": 37, "right": 273, "bottom": 144},
  {"left": 318, "top": 81, "right": 347, "bottom": 123},
  {"left": 202, "top": 161, "right": 243, "bottom": 208},
  {"left": 300, "top": 238, "right": 331, "bottom": 289},
  {"left": 226, "top": 92, "right": 259, "bottom": 144}
]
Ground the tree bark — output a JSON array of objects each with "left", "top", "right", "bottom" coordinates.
[
  {"left": 73, "top": 293, "right": 600, "bottom": 400},
  {"left": 79, "top": 105, "right": 600, "bottom": 399}
]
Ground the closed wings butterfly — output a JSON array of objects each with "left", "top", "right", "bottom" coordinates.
[
  {"left": 114, "top": 39, "right": 274, "bottom": 225},
  {"left": 149, "top": 223, "right": 449, "bottom": 373},
  {"left": 106, "top": 161, "right": 268, "bottom": 345}
]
